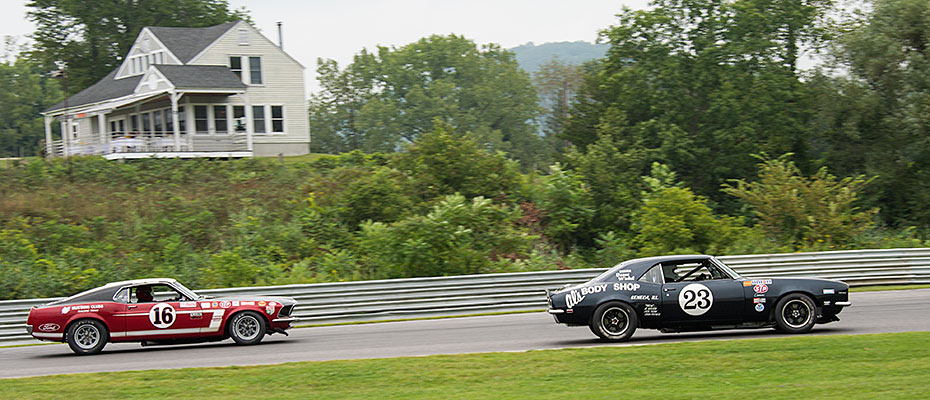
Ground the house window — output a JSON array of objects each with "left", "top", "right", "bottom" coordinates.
[
  {"left": 164, "top": 110, "right": 173, "bottom": 133},
  {"left": 130, "top": 115, "right": 139, "bottom": 133},
  {"left": 238, "top": 28, "right": 249, "bottom": 45},
  {"left": 252, "top": 105, "right": 266, "bottom": 133},
  {"left": 271, "top": 106, "right": 284, "bottom": 133},
  {"left": 194, "top": 106, "right": 208, "bottom": 133},
  {"left": 178, "top": 106, "right": 186, "bottom": 133},
  {"left": 214, "top": 105, "right": 228, "bottom": 133},
  {"left": 229, "top": 56, "right": 242, "bottom": 80},
  {"left": 153, "top": 110, "right": 163, "bottom": 134},
  {"left": 142, "top": 113, "right": 151, "bottom": 133},
  {"left": 233, "top": 106, "right": 246, "bottom": 132},
  {"left": 249, "top": 57, "right": 262, "bottom": 84}
]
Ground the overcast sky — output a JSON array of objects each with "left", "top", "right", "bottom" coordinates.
[{"left": 2, "top": 0, "right": 649, "bottom": 95}]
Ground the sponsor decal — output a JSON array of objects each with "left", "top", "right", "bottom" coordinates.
[
  {"left": 211, "top": 302, "right": 218, "bottom": 308},
  {"left": 615, "top": 269, "right": 635, "bottom": 281},
  {"left": 269, "top": 302, "right": 277, "bottom": 307},
  {"left": 565, "top": 309, "right": 573, "bottom": 314},
  {"left": 190, "top": 312, "right": 203, "bottom": 318},
  {"left": 754, "top": 292, "right": 765, "bottom": 297},
  {"left": 753, "top": 284, "right": 769, "bottom": 294},
  {"left": 753, "top": 297, "right": 766, "bottom": 304},
  {"left": 220, "top": 301, "right": 232, "bottom": 309},
  {"left": 743, "top": 281, "right": 752, "bottom": 287},
  {"left": 149, "top": 303, "right": 176, "bottom": 329},
  {"left": 258, "top": 301, "right": 266, "bottom": 307},
  {"left": 38, "top": 323, "right": 60, "bottom": 332},
  {"left": 678, "top": 283, "right": 713, "bottom": 316},
  {"left": 630, "top": 294, "right": 659, "bottom": 301},
  {"left": 613, "top": 282, "right": 641, "bottom": 292},
  {"left": 643, "top": 303, "right": 660, "bottom": 317},
  {"left": 61, "top": 306, "right": 71, "bottom": 314},
  {"left": 70, "top": 304, "right": 103, "bottom": 313},
  {"left": 232, "top": 301, "right": 240, "bottom": 307},
  {"left": 751, "top": 279, "right": 773, "bottom": 285},
  {"left": 266, "top": 305, "right": 275, "bottom": 315},
  {"left": 241, "top": 301, "right": 255, "bottom": 306},
  {"left": 823, "top": 288, "right": 835, "bottom": 295},
  {"left": 201, "top": 302, "right": 211, "bottom": 308},
  {"left": 824, "top": 301, "right": 832, "bottom": 306},
  {"left": 755, "top": 303, "right": 765, "bottom": 312},
  {"left": 565, "top": 291, "right": 585, "bottom": 309},
  {"left": 180, "top": 302, "right": 197, "bottom": 308}
]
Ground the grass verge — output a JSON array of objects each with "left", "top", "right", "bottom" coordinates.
[
  {"left": 850, "top": 284, "right": 930, "bottom": 292},
  {"left": 1, "top": 332, "right": 928, "bottom": 399}
]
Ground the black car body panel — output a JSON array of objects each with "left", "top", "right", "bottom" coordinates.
[{"left": 547, "top": 255, "right": 849, "bottom": 338}]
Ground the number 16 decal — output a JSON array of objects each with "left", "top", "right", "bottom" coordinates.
[
  {"left": 149, "top": 303, "right": 176, "bottom": 328},
  {"left": 678, "top": 283, "right": 714, "bottom": 316}
]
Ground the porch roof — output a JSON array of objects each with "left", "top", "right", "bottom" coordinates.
[{"left": 44, "top": 69, "right": 141, "bottom": 113}]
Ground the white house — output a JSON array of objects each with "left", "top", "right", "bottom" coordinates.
[{"left": 42, "top": 21, "right": 310, "bottom": 159}]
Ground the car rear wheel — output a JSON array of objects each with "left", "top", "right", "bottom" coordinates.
[
  {"left": 589, "top": 301, "right": 637, "bottom": 342},
  {"left": 67, "top": 319, "right": 108, "bottom": 355},
  {"left": 775, "top": 294, "right": 816, "bottom": 333},
  {"left": 229, "top": 311, "right": 266, "bottom": 345}
]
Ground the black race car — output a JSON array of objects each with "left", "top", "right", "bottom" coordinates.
[{"left": 546, "top": 255, "right": 851, "bottom": 341}]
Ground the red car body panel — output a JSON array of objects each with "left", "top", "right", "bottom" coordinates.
[{"left": 25, "top": 279, "right": 297, "bottom": 349}]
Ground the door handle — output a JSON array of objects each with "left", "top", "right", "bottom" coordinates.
[
  {"left": 128, "top": 305, "right": 138, "bottom": 309},
  {"left": 664, "top": 288, "right": 677, "bottom": 292}
]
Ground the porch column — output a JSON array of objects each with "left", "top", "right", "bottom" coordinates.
[
  {"left": 44, "top": 116, "right": 53, "bottom": 157},
  {"left": 63, "top": 116, "right": 71, "bottom": 157},
  {"left": 242, "top": 93, "right": 254, "bottom": 152},
  {"left": 97, "top": 113, "right": 106, "bottom": 154},
  {"left": 170, "top": 90, "right": 182, "bottom": 151}
]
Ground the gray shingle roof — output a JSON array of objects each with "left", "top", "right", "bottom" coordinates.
[
  {"left": 148, "top": 21, "right": 239, "bottom": 63},
  {"left": 154, "top": 65, "right": 246, "bottom": 90},
  {"left": 44, "top": 69, "right": 142, "bottom": 112}
]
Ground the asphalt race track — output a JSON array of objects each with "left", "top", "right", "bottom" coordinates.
[{"left": 2, "top": 289, "right": 929, "bottom": 379}]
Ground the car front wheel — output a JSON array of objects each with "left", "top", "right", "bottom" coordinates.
[
  {"left": 775, "top": 294, "right": 816, "bottom": 333},
  {"left": 67, "top": 319, "right": 108, "bottom": 355},
  {"left": 229, "top": 311, "right": 266, "bottom": 345},
  {"left": 589, "top": 301, "right": 637, "bottom": 342}
]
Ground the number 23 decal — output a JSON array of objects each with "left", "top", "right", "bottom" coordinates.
[{"left": 678, "top": 283, "right": 714, "bottom": 316}]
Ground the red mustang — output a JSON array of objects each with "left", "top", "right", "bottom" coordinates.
[{"left": 25, "top": 278, "right": 298, "bottom": 355}]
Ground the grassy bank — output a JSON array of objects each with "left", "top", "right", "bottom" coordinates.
[{"left": 1, "top": 332, "right": 927, "bottom": 399}]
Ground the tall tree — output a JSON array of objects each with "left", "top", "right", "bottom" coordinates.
[
  {"left": 0, "top": 59, "right": 63, "bottom": 157},
  {"left": 26, "top": 0, "right": 250, "bottom": 93},
  {"left": 563, "top": 0, "right": 831, "bottom": 208},
  {"left": 532, "top": 57, "right": 585, "bottom": 149},
  {"left": 310, "top": 35, "right": 544, "bottom": 167},
  {"left": 813, "top": 0, "right": 930, "bottom": 228}
]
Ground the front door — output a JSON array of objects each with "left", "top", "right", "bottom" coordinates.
[
  {"left": 116, "top": 284, "right": 211, "bottom": 340},
  {"left": 659, "top": 259, "right": 745, "bottom": 325}
]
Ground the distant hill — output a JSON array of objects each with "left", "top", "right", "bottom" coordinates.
[{"left": 509, "top": 41, "right": 609, "bottom": 75}]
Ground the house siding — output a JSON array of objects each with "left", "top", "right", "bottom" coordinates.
[{"left": 190, "top": 22, "right": 309, "bottom": 155}]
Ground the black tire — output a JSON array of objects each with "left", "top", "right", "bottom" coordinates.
[
  {"left": 774, "top": 293, "right": 816, "bottom": 333},
  {"left": 66, "top": 319, "right": 108, "bottom": 355},
  {"left": 589, "top": 301, "right": 638, "bottom": 342},
  {"left": 229, "top": 311, "right": 266, "bottom": 345}
]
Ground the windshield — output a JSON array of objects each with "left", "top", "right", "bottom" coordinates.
[
  {"left": 171, "top": 281, "right": 200, "bottom": 300},
  {"left": 712, "top": 258, "right": 742, "bottom": 279}
]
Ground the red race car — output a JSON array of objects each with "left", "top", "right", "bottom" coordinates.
[{"left": 25, "top": 278, "right": 298, "bottom": 355}]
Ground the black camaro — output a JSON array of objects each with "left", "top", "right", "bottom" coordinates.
[{"left": 546, "top": 254, "right": 851, "bottom": 341}]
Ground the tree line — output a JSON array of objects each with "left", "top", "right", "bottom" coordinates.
[{"left": 1, "top": 0, "right": 929, "bottom": 298}]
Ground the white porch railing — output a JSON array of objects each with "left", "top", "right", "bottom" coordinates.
[{"left": 48, "top": 133, "right": 248, "bottom": 157}]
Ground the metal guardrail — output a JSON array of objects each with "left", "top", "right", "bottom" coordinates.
[{"left": 3, "top": 248, "right": 930, "bottom": 343}]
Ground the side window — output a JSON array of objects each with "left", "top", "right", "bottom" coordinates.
[
  {"left": 668, "top": 260, "right": 727, "bottom": 282},
  {"left": 638, "top": 265, "right": 663, "bottom": 284},
  {"left": 114, "top": 288, "right": 130, "bottom": 303}
]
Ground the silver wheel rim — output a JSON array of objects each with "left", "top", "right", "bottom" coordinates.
[
  {"left": 74, "top": 324, "right": 100, "bottom": 349},
  {"left": 782, "top": 299, "right": 813, "bottom": 329},
  {"left": 235, "top": 315, "right": 260, "bottom": 341},
  {"left": 600, "top": 307, "right": 630, "bottom": 336}
]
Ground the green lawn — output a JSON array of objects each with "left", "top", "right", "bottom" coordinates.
[{"left": 2, "top": 332, "right": 927, "bottom": 399}]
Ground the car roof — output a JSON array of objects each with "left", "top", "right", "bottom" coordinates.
[
  {"left": 100, "top": 278, "right": 179, "bottom": 289},
  {"left": 605, "top": 254, "right": 714, "bottom": 277}
]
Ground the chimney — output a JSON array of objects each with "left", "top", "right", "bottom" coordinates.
[{"left": 277, "top": 21, "right": 283, "bottom": 49}]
